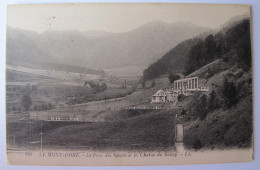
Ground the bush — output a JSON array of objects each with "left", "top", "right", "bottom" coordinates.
[
  {"left": 177, "top": 94, "right": 185, "bottom": 101},
  {"left": 181, "top": 109, "right": 186, "bottom": 115}
]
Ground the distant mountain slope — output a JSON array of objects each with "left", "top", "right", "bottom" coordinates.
[
  {"left": 83, "top": 30, "right": 115, "bottom": 39},
  {"left": 219, "top": 13, "right": 250, "bottom": 33},
  {"left": 6, "top": 21, "right": 210, "bottom": 74},
  {"left": 6, "top": 27, "right": 104, "bottom": 75},
  {"left": 6, "top": 27, "right": 53, "bottom": 66},
  {"left": 142, "top": 38, "right": 201, "bottom": 80}
]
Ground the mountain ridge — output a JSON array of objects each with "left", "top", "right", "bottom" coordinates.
[{"left": 6, "top": 21, "right": 210, "bottom": 75}]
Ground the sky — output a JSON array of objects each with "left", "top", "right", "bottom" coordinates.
[{"left": 7, "top": 3, "right": 250, "bottom": 33}]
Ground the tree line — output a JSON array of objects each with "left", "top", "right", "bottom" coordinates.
[{"left": 184, "top": 19, "right": 251, "bottom": 75}]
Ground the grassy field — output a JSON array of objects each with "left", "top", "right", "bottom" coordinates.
[
  {"left": 7, "top": 109, "right": 176, "bottom": 151},
  {"left": 6, "top": 64, "right": 177, "bottom": 151},
  {"left": 6, "top": 65, "right": 139, "bottom": 114}
]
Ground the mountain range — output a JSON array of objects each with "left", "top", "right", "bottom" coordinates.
[{"left": 7, "top": 21, "right": 211, "bottom": 75}]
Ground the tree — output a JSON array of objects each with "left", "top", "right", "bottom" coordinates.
[
  {"left": 21, "top": 94, "right": 32, "bottom": 111},
  {"left": 181, "top": 108, "right": 186, "bottom": 115},
  {"left": 100, "top": 83, "right": 107, "bottom": 92},
  {"left": 194, "top": 94, "right": 208, "bottom": 120},
  {"left": 222, "top": 78, "right": 238, "bottom": 108},
  {"left": 41, "top": 103, "right": 48, "bottom": 110},
  {"left": 151, "top": 81, "right": 156, "bottom": 88},
  {"left": 183, "top": 40, "right": 207, "bottom": 76},
  {"left": 34, "top": 104, "right": 39, "bottom": 111},
  {"left": 178, "top": 94, "right": 185, "bottom": 101},
  {"left": 142, "top": 81, "right": 146, "bottom": 88},
  {"left": 168, "top": 73, "right": 180, "bottom": 83},
  {"left": 47, "top": 103, "right": 53, "bottom": 110},
  {"left": 208, "top": 90, "right": 219, "bottom": 111},
  {"left": 205, "top": 34, "right": 217, "bottom": 60}
]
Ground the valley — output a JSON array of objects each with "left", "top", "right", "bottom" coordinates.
[{"left": 6, "top": 14, "right": 253, "bottom": 153}]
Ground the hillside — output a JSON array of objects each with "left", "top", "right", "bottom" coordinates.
[
  {"left": 142, "top": 14, "right": 250, "bottom": 81},
  {"left": 6, "top": 27, "right": 53, "bottom": 66},
  {"left": 7, "top": 109, "right": 176, "bottom": 151},
  {"left": 141, "top": 18, "right": 252, "bottom": 150},
  {"left": 178, "top": 19, "right": 252, "bottom": 150},
  {"left": 182, "top": 58, "right": 252, "bottom": 150}
]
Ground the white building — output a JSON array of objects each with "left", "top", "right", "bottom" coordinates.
[
  {"left": 30, "top": 111, "right": 76, "bottom": 121},
  {"left": 151, "top": 89, "right": 178, "bottom": 103},
  {"left": 173, "top": 77, "right": 209, "bottom": 96},
  {"left": 151, "top": 77, "right": 209, "bottom": 103},
  {"left": 151, "top": 89, "right": 167, "bottom": 103}
]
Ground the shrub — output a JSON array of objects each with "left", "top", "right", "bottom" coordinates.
[
  {"left": 168, "top": 73, "right": 180, "bottom": 83},
  {"left": 178, "top": 94, "right": 185, "bottom": 101}
]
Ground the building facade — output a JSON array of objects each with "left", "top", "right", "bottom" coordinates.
[
  {"left": 151, "top": 90, "right": 167, "bottom": 103},
  {"left": 30, "top": 111, "right": 76, "bottom": 121},
  {"left": 151, "top": 77, "right": 209, "bottom": 103},
  {"left": 151, "top": 89, "right": 178, "bottom": 103},
  {"left": 173, "top": 77, "right": 208, "bottom": 96}
]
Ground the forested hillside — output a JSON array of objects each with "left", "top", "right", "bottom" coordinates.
[
  {"left": 142, "top": 18, "right": 251, "bottom": 81},
  {"left": 142, "top": 38, "right": 201, "bottom": 80},
  {"left": 179, "top": 19, "right": 253, "bottom": 150},
  {"left": 183, "top": 19, "right": 251, "bottom": 76}
]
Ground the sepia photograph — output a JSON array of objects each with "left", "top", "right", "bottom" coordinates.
[{"left": 5, "top": 3, "right": 253, "bottom": 166}]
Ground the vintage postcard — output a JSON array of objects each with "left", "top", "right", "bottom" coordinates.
[{"left": 6, "top": 3, "right": 253, "bottom": 166}]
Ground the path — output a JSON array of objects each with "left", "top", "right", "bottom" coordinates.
[{"left": 175, "top": 113, "right": 185, "bottom": 153}]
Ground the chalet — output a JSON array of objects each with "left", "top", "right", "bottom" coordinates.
[
  {"left": 151, "top": 89, "right": 178, "bottom": 103},
  {"left": 151, "top": 89, "right": 167, "bottom": 103}
]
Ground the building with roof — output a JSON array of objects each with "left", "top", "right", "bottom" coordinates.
[
  {"left": 151, "top": 89, "right": 178, "bottom": 103},
  {"left": 151, "top": 77, "right": 209, "bottom": 103},
  {"left": 173, "top": 77, "right": 209, "bottom": 96}
]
